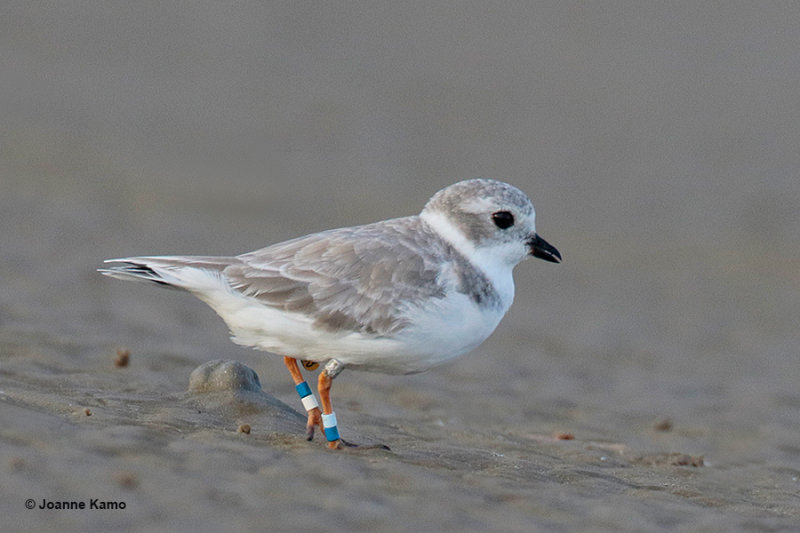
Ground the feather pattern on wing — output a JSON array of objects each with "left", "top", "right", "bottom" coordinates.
[
  {"left": 102, "top": 215, "right": 500, "bottom": 338},
  {"left": 224, "top": 216, "right": 456, "bottom": 336}
]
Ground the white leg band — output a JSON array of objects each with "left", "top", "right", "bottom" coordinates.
[
  {"left": 301, "top": 394, "right": 319, "bottom": 411},
  {"left": 321, "top": 412, "right": 338, "bottom": 428},
  {"left": 321, "top": 411, "right": 340, "bottom": 442}
]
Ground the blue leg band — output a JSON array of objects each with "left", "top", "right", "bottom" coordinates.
[
  {"left": 323, "top": 426, "right": 340, "bottom": 442},
  {"left": 322, "top": 412, "right": 340, "bottom": 442},
  {"left": 295, "top": 381, "right": 312, "bottom": 398},
  {"left": 295, "top": 381, "right": 319, "bottom": 411}
]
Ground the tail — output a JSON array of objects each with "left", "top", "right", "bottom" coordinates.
[{"left": 99, "top": 256, "right": 238, "bottom": 292}]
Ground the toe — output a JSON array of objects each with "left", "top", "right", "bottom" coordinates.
[
  {"left": 305, "top": 408, "right": 322, "bottom": 441},
  {"left": 330, "top": 438, "right": 391, "bottom": 451}
]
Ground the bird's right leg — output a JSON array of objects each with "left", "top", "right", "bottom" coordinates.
[{"left": 283, "top": 356, "right": 322, "bottom": 440}]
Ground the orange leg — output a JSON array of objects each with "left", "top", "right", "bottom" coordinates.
[
  {"left": 316, "top": 364, "right": 388, "bottom": 450},
  {"left": 283, "top": 356, "right": 322, "bottom": 441},
  {"left": 317, "top": 366, "right": 344, "bottom": 449},
  {"left": 318, "top": 358, "right": 363, "bottom": 449},
  {"left": 317, "top": 370, "right": 333, "bottom": 414}
]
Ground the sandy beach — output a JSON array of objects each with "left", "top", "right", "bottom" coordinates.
[{"left": 2, "top": 3, "right": 799, "bottom": 531}]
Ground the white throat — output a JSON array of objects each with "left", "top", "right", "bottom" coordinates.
[{"left": 420, "top": 209, "right": 517, "bottom": 306}]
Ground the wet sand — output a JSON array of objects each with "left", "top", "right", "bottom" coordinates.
[
  {"left": 2, "top": 3, "right": 800, "bottom": 532},
  {"left": 3, "top": 181, "right": 799, "bottom": 533}
]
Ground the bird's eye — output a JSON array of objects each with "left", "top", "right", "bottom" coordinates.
[{"left": 491, "top": 211, "right": 514, "bottom": 229}]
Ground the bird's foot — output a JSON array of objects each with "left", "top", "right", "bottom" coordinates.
[
  {"left": 304, "top": 407, "right": 322, "bottom": 441},
  {"left": 328, "top": 438, "right": 390, "bottom": 451}
]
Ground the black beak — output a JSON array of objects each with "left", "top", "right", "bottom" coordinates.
[{"left": 528, "top": 234, "right": 562, "bottom": 263}]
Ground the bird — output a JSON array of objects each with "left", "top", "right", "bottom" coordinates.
[{"left": 100, "top": 178, "right": 561, "bottom": 449}]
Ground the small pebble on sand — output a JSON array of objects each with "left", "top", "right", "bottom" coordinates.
[
  {"left": 113, "top": 471, "right": 139, "bottom": 488},
  {"left": 114, "top": 348, "right": 130, "bottom": 367}
]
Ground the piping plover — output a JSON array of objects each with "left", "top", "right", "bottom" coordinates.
[{"left": 100, "top": 178, "right": 561, "bottom": 448}]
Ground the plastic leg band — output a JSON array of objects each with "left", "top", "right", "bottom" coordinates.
[
  {"left": 321, "top": 412, "right": 340, "bottom": 442},
  {"left": 295, "top": 381, "right": 319, "bottom": 411}
]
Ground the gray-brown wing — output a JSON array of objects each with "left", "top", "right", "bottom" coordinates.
[{"left": 224, "top": 216, "right": 449, "bottom": 336}]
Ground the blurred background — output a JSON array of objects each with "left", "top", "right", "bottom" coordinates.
[{"left": 1, "top": 2, "right": 799, "bottom": 528}]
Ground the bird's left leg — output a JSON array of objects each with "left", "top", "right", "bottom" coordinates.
[
  {"left": 317, "top": 358, "right": 353, "bottom": 449},
  {"left": 317, "top": 359, "right": 390, "bottom": 450}
]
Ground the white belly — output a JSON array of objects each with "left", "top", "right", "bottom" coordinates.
[{"left": 203, "top": 286, "right": 510, "bottom": 375}]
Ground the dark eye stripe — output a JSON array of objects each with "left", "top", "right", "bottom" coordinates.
[{"left": 491, "top": 211, "right": 514, "bottom": 229}]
